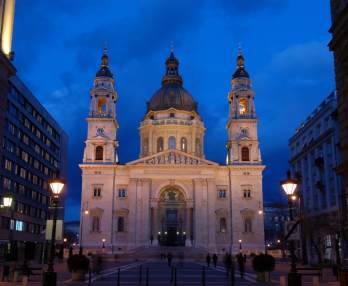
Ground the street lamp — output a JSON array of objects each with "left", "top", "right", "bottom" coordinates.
[
  {"left": 43, "top": 178, "right": 65, "bottom": 286},
  {"left": 239, "top": 239, "right": 242, "bottom": 250},
  {"left": 281, "top": 177, "right": 301, "bottom": 286},
  {"left": 102, "top": 238, "right": 106, "bottom": 249}
]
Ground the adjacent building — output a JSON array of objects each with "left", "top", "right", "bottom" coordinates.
[
  {"left": 329, "top": 0, "right": 348, "bottom": 264},
  {"left": 80, "top": 49, "right": 265, "bottom": 254},
  {"left": 289, "top": 92, "right": 342, "bottom": 264},
  {"left": 264, "top": 202, "right": 289, "bottom": 247},
  {"left": 0, "top": 0, "right": 68, "bottom": 262}
]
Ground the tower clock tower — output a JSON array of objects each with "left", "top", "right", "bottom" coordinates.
[
  {"left": 83, "top": 49, "right": 119, "bottom": 164},
  {"left": 226, "top": 51, "right": 261, "bottom": 165}
]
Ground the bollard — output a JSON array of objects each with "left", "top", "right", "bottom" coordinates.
[
  {"left": 146, "top": 268, "right": 149, "bottom": 286},
  {"left": 174, "top": 267, "right": 177, "bottom": 286},
  {"left": 117, "top": 268, "right": 120, "bottom": 286},
  {"left": 279, "top": 276, "right": 286, "bottom": 286},
  {"left": 201, "top": 266, "right": 206, "bottom": 286},
  {"left": 88, "top": 269, "right": 91, "bottom": 286},
  {"left": 139, "top": 265, "right": 142, "bottom": 284}
]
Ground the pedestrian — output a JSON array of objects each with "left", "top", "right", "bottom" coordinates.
[
  {"left": 212, "top": 253, "right": 218, "bottom": 268},
  {"left": 167, "top": 252, "right": 173, "bottom": 267},
  {"left": 237, "top": 253, "right": 245, "bottom": 278},
  {"left": 230, "top": 255, "right": 235, "bottom": 282},
  {"left": 2, "top": 263, "right": 10, "bottom": 282},
  {"left": 206, "top": 253, "right": 211, "bottom": 268},
  {"left": 224, "top": 253, "right": 231, "bottom": 277}
]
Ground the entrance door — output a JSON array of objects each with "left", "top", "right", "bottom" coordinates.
[{"left": 167, "top": 227, "right": 178, "bottom": 246}]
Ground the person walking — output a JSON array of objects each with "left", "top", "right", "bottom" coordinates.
[
  {"left": 212, "top": 253, "right": 218, "bottom": 268},
  {"left": 237, "top": 253, "right": 245, "bottom": 278},
  {"left": 2, "top": 262, "right": 10, "bottom": 282},
  {"left": 224, "top": 253, "right": 231, "bottom": 277},
  {"left": 230, "top": 255, "right": 236, "bottom": 283},
  {"left": 167, "top": 252, "right": 173, "bottom": 267},
  {"left": 206, "top": 253, "right": 211, "bottom": 268}
]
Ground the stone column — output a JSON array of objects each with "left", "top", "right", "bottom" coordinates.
[{"left": 152, "top": 204, "right": 159, "bottom": 246}]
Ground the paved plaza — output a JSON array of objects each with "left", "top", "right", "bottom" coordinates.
[
  {"left": 89, "top": 261, "right": 262, "bottom": 286},
  {"left": 0, "top": 258, "right": 341, "bottom": 285}
]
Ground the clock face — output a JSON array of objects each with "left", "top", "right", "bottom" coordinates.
[{"left": 96, "top": 128, "right": 105, "bottom": 136}]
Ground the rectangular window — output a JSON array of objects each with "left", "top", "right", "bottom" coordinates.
[
  {"left": 7, "top": 122, "right": 15, "bottom": 135},
  {"left": 20, "top": 168, "right": 27, "bottom": 179},
  {"left": 21, "top": 151, "right": 29, "bottom": 162},
  {"left": 24, "top": 118, "right": 31, "bottom": 129},
  {"left": 217, "top": 189, "right": 227, "bottom": 199},
  {"left": 118, "top": 188, "right": 127, "bottom": 198},
  {"left": 243, "top": 189, "right": 251, "bottom": 198},
  {"left": 3, "top": 177, "right": 11, "bottom": 190},
  {"left": 93, "top": 185, "right": 102, "bottom": 197},
  {"left": 22, "top": 134, "right": 29, "bottom": 145},
  {"left": 4, "top": 159, "right": 12, "bottom": 171}
]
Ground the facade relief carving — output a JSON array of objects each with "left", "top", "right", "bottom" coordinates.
[{"left": 128, "top": 150, "right": 216, "bottom": 166}]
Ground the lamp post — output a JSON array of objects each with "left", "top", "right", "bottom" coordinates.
[
  {"left": 281, "top": 177, "right": 301, "bottom": 286},
  {"left": 2, "top": 195, "right": 13, "bottom": 260},
  {"left": 43, "top": 179, "right": 65, "bottom": 286},
  {"left": 239, "top": 239, "right": 242, "bottom": 251},
  {"left": 80, "top": 203, "right": 89, "bottom": 250}
]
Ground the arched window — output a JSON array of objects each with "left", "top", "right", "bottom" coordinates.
[
  {"left": 244, "top": 218, "right": 252, "bottom": 233},
  {"left": 142, "top": 138, "right": 149, "bottom": 156},
  {"left": 180, "top": 137, "right": 187, "bottom": 152},
  {"left": 92, "top": 216, "right": 100, "bottom": 232},
  {"left": 157, "top": 137, "right": 164, "bottom": 152},
  {"left": 220, "top": 217, "right": 227, "bottom": 233},
  {"left": 168, "top": 136, "right": 176, "bottom": 150},
  {"left": 239, "top": 98, "right": 248, "bottom": 115},
  {"left": 241, "top": 147, "right": 250, "bottom": 161},
  {"left": 97, "top": 97, "right": 107, "bottom": 114},
  {"left": 117, "top": 217, "right": 125, "bottom": 232},
  {"left": 95, "top": 146, "right": 104, "bottom": 161},
  {"left": 195, "top": 138, "right": 201, "bottom": 156}
]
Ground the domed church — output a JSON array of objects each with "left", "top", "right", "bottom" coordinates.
[{"left": 80, "top": 48, "right": 265, "bottom": 254}]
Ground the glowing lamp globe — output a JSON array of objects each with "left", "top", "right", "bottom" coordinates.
[
  {"left": 280, "top": 179, "right": 298, "bottom": 196},
  {"left": 3, "top": 196, "right": 13, "bottom": 207},
  {"left": 49, "top": 179, "right": 65, "bottom": 197}
]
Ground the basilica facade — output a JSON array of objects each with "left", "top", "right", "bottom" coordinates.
[{"left": 80, "top": 49, "right": 265, "bottom": 254}]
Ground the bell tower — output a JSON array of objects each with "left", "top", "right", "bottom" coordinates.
[
  {"left": 226, "top": 50, "right": 261, "bottom": 165},
  {"left": 83, "top": 49, "right": 119, "bottom": 163}
]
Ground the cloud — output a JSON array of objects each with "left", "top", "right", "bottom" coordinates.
[
  {"left": 217, "top": 0, "right": 286, "bottom": 15},
  {"left": 270, "top": 41, "right": 333, "bottom": 86},
  {"left": 65, "top": 0, "right": 206, "bottom": 69}
]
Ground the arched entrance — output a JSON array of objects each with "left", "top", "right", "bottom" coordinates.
[{"left": 157, "top": 186, "right": 187, "bottom": 246}]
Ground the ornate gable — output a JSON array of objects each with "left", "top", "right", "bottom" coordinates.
[{"left": 126, "top": 150, "right": 218, "bottom": 166}]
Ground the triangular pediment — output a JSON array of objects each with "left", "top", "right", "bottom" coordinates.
[{"left": 126, "top": 150, "right": 218, "bottom": 166}]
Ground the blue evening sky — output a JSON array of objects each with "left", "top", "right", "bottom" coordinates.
[{"left": 12, "top": 0, "right": 334, "bottom": 221}]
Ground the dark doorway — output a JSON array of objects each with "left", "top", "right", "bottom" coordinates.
[{"left": 167, "top": 227, "right": 177, "bottom": 246}]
